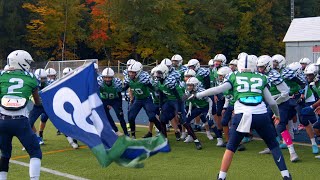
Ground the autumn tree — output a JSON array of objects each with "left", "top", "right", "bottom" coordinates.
[{"left": 23, "top": 0, "right": 88, "bottom": 61}]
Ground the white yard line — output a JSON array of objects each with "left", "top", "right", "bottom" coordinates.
[{"left": 10, "top": 160, "right": 90, "bottom": 180}]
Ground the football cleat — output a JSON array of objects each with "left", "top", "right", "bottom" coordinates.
[
  {"left": 56, "top": 130, "right": 62, "bottom": 135},
  {"left": 279, "top": 143, "right": 288, "bottom": 149},
  {"left": 237, "top": 144, "right": 246, "bottom": 151},
  {"left": 241, "top": 136, "right": 252, "bottom": 143},
  {"left": 206, "top": 132, "right": 214, "bottom": 141},
  {"left": 290, "top": 152, "right": 299, "bottom": 162},
  {"left": 180, "top": 132, "right": 187, "bottom": 140},
  {"left": 194, "top": 140, "right": 202, "bottom": 150},
  {"left": 283, "top": 174, "right": 292, "bottom": 180},
  {"left": 312, "top": 145, "right": 319, "bottom": 154},
  {"left": 38, "top": 137, "right": 44, "bottom": 145},
  {"left": 216, "top": 138, "right": 224, "bottom": 147},
  {"left": 70, "top": 142, "right": 79, "bottom": 149},
  {"left": 216, "top": 174, "right": 226, "bottom": 180},
  {"left": 175, "top": 132, "right": 181, "bottom": 141},
  {"left": 184, "top": 135, "right": 194, "bottom": 143},
  {"left": 259, "top": 148, "right": 271, "bottom": 154},
  {"left": 142, "top": 132, "right": 152, "bottom": 138}
]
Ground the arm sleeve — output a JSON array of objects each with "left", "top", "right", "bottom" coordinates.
[
  {"left": 206, "top": 97, "right": 213, "bottom": 113},
  {"left": 275, "top": 82, "right": 290, "bottom": 104},
  {"left": 263, "top": 87, "right": 280, "bottom": 117},
  {"left": 196, "top": 82, "right": 232, "bottom": 98}
]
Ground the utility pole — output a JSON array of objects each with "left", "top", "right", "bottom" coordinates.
[
  {"left": 291, "top": 0, "right": 294, "bottom": 21},
  {"left": 62, "top": 0, "right": 68, "bottom": 61}
]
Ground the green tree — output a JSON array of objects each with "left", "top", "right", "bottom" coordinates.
[
  {"left": 105, "top": 0, "right": 190, "bottom": 63},
  {"left": 180, "top": 0, "right": 238, "bottom": 62},
  {"left": 0, "top": 0, "right": 36, "bottom": 65}
]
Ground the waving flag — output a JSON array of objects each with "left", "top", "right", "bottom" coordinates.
[{"left": 40, "top": 63, "right": 170, "bottom": 168}]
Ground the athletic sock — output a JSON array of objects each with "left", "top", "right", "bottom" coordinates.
[
  {"left": 311, "top": 138, "right": 317, "bottom": 145},
  {"left": 218, "top": 171, "right": 227, "bottom": 179},
  {"left": 212, "top": 126, "right": 222, "bottom": 138},
  {"left": 30, "top": 158, "right": 41, "bottom": 180},
  {"left": 39, "top": 131, "right": 43, "bottom": 138},
  {"left": 281, "top": 170, "right": 290, "bottom": 178},
  {"left": 0, "top": 172, "right": 7, "bottom": 180}
]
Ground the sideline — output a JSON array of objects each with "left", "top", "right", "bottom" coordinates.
[{"left": 10, "top": 160, "right": 90, "bottom": 180}]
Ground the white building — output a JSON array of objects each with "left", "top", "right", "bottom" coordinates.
[{"left": 283, "top": 16, "right": 320, "bottom": 64}]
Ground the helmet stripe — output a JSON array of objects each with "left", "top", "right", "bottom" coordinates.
[{"left": 245, "top": 55, "right": 248, "bottom": 68}]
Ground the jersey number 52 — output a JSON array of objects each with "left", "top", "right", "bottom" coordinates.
[{"left": 236, "top": 76, "right": 263, "bottom": 93}]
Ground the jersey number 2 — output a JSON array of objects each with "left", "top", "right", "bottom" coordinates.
[
  {"left": 236, "top": 77, "right": 263, "bottom": 93},
  {"left": 8, "top": 78, "right": 24, "bottom": 94}
]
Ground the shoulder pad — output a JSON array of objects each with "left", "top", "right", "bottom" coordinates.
[
  {"left": 197, "top": 67, "right": 210, "bottom": 77},
  {"left": 267, "top": 69, "right": 283, "bottom": 85},
  {"left": 179, "top": 65, "right": 188, "bottom": 72},
  {"left": 164, "top": 76, "right": 177, "bottom": 89},
  {"left": 113, "top": 78, "right": 123, "bottom": 91},
  {"left": 138, "top": 71, "right": 151, "bottom": 84},
  {"left": 281, "top": 68, "right": 295, "bottom": 80}
]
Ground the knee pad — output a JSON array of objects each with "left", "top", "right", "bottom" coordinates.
[{"left": 0, "top": 157, "right": 9, "bottom": 172}]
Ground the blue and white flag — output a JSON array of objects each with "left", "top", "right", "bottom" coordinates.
[{"left": 40, "top": 63, "right": 170, "bottom": 168}]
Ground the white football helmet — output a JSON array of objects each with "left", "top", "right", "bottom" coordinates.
[
  {"left": 229, "top": 59, "right": 238, "bottom": 66},
  {"left": 45, "top": 68, "right": 57, "bottom": 76},
  {"left": 3, "top": 65, "right": 10, "bottom": 71},
  {"left": 288, "top": 62, "right": 302, "bottom": 74},
  {"left": 128, "top": 61, "right": 143, "bottom": 78},
  {"left": 238, "top": 55, "right": 257, "bottom": 73},
  {"left": 186, "top": 77, "right": 200, "bottom": 91},
  {"left": 217, "top": 66, "right": 232, "bottom": 77},
  {"left": 184, "top": 69, "right": 196, "bottom": 77},
  {"left": 63, "top": 67, "right": 73, "bottom": 75},
  {"left": 316, "top": 57, "right": 320, "bottom": 66},
  {"left": 187, "top": 59, "right": 200, "bottom": 71},
  {"left": 257, "top": 55, "right": 273, "bottom": 73},
  {"left": 213, "top": 54, "right": 227, "bottom": 65},
  {"left": 102, "top": 68, "right": 115, "bottom": 77},
  {"left": 34, "top": 68, "right": 48, "bottom": 80},
  {"left": 250, "top": 55, "right": 258, "bottom": 64},
  {"left": 126, "top": 59, "right": 136, "bottom": 68},
  {"left": 208, "top": 59, "right": 214, "bottom": 66},
  {"left": 238, "top": 52, "right": 248, "bottom": 60},
  {"left": 7, "top": 50, "right": 33, "bottom": 71},
  {"left": 299, "top": 57, "right": 311, "bottom": 65},
  {"left": 304, "top": 63, "right": 318, "bottom": 75},
  {"left": 155, "top": 64, "right": 169, "bottom": 79},
  {"left": 151, "top": 67, "right": 157, "bottom": 77},
  {"left": 161, "top": 58, "right": 173, "bottom": 71},
  {"left": 272, "top": 54, "right": 286, "bottom": 69},
  {"left": 171, "top": 54, "right": 183, "bottom": 66}
]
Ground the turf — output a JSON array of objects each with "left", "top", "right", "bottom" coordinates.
[{"left": 8, "top": 121, "right": 319, "bottom": 180}]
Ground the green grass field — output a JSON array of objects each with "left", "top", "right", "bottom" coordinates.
[{"left": 7, "top": 121, "right": 319, "bottom": 180}]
